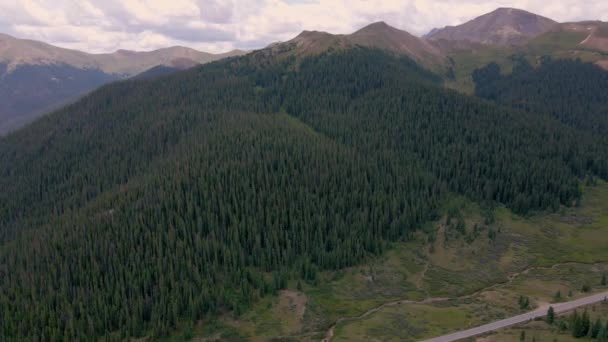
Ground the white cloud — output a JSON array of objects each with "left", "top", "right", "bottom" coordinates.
[{"left": 0, "top": 0, "right": 606, "bottom": 53}]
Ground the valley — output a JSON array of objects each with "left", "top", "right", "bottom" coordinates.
[{"left": 1, "top": 4, "right": 608, "bottom": 341}]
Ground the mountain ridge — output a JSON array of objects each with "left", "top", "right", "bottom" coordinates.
[
  {"left": 0, "top": 32, "right": 246, "bottom": 134},
  {"left": 3, "top": 7, "right": 608, "bottom": 135},
  {"left": 276, "top": 21, "right": 445, "bottom": 68},
  {"left": 0, "top": 32, "right": 245, "bottom": 75}
]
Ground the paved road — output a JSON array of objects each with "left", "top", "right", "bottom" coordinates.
[{"left": 421, "top": 291, "right": 608, "bottom": 342}]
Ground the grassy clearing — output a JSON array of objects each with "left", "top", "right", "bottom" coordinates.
[
  {"left": 445, "top": 47, "right": 514, "bottom": 93},
  {"left": 525, "top": 31, "right": 588, "bottom": 54},
  {"left": 203, "top": 290, "right": 315, "bottom": 341},
  {"left": 333, "top": 302, "right": 474, "bottom": 341}
]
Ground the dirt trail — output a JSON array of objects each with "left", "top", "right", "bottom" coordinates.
[
  {"left": 321, "top": 260, "right": 605, "bottom": 342},
  {"left": 415, "top": 261, "right": 431, "bottom": 297},
  {"left": 418, "top": 262, "right": 430, "bottom": 286}
]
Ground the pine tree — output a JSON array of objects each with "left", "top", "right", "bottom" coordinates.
[
  {"left": 571, "top": 310, "right": 582, "bottom": 337},
  {"left": 519, "top": 295, "right": 530, "bottom": 310},
  {"left": 597, "top": 321, "right": 608, "bottom": 342},
  {"left": 547, "top": 306, "right": 555, "bottom": 324},
  {"left": 582, "top": 309, "right": 591, "bottom": 337},
  {"left": 572, "top": 309, "right": 592, "bottom": 338},
  {"left": 592, "top": 318, "right": 602, "bottom": 339},
  {"left": 554, "top": 290, "right": 562, "bottom": 302}
]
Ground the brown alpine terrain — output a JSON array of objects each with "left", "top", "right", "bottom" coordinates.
[
  {"left": 0, "top": 33, "right": 244, "bottom": 75},
  {"left": 280, "top": 21, "right": 444, "bottom": 67},
  {"left": 426, "top": 7, "right": 557, "bottom": 45}
]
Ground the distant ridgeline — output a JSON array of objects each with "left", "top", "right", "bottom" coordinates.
[
  {"left": 473, "top": 57, "right": 608, "bottom": 135},
  {"left": 1, "top": 48, "right": 607, "bottom": 339}
]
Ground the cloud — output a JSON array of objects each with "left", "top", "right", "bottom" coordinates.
[
  {"left": 197, "top": 0, "right": 235, "bottom": 23},
  {"left": 162, "top": 22, "right": 236, "bottom": 42},
  {"left": 0, "top": 0, "right": 606, "bottom": 53}
]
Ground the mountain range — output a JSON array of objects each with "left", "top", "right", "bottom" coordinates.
[
  {"left": 1, "top": 5, "right": 608, "bottom": 341},
  {"left": 2, "top": 7, "right": 608, "bottom": 134},
  {"left": 0, "top": 33, "right": 244, "bottom": 134}
]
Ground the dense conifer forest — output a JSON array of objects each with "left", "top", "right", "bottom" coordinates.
[
  {"left": 1, "top": 48, "right": 607, "bottom": 339},
  {"left": 473, "top": 58, "right": 608, "bottom": 135}
]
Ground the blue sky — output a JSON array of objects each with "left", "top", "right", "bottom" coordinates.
[{"left": 1, "top": 0, "right": 606, "bottom": 53}]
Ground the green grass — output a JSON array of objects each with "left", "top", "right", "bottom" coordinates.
[
  {"left": 334, "top": 303, "right": 474, "bottom": 341},
  {"left": 525, "top": 31, "right": 588, "bottom": 53},
  {"left": 445, "top": 46, "right": 515, "bottom": 93}
]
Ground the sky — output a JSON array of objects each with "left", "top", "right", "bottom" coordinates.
[{"left": 0, "top": 0, "right": 607, "bottom": 54}]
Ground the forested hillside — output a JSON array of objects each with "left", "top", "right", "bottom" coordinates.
[
  {"left": 1, "top": 48, "right": 607, "bottom": 339},
  {"left": 473, "top": 58, "right": 608, "bottom": 134}
]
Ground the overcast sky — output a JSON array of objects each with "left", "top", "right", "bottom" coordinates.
[{"left": 1, "top": 0, "right": 607, "bottom": 54}]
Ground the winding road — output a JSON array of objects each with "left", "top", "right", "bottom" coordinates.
[{"left": 421, "top": 291, "right": 608, "bottom": 342}]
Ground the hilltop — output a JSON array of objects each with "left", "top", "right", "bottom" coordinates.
[{"left": 427, "top": 7, "right": 557, "bottom": 45}]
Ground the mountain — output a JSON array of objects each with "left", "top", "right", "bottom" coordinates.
[
  {"left": 132, "top": 58, "right": 202, "bottom": 80},
  {"left": 1, "top": 38, "right": 607, "bottom": 340},
  {"left": 276, "top": 22, "right": 444, "bottom": 67},
  {"left": 132, "top": 66, "right": 187, "bottom": 80},
  {"left": 349, "top": 22, "right": 443, "bottom": 62},
  {"left": 427, "top": 8, "right": 558, "bottom": 45},
  {"left": 431, "top": 10, "right": 608, "bottom": 92},
  {"left": 1, "top": 10, "right": 608, "bottom": 341},
  {"left": 0, "top": 33, "right": 245, "bottom": 134},
  {"left": 0, "top": 33, "right": 244, "bottom": 74}
]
